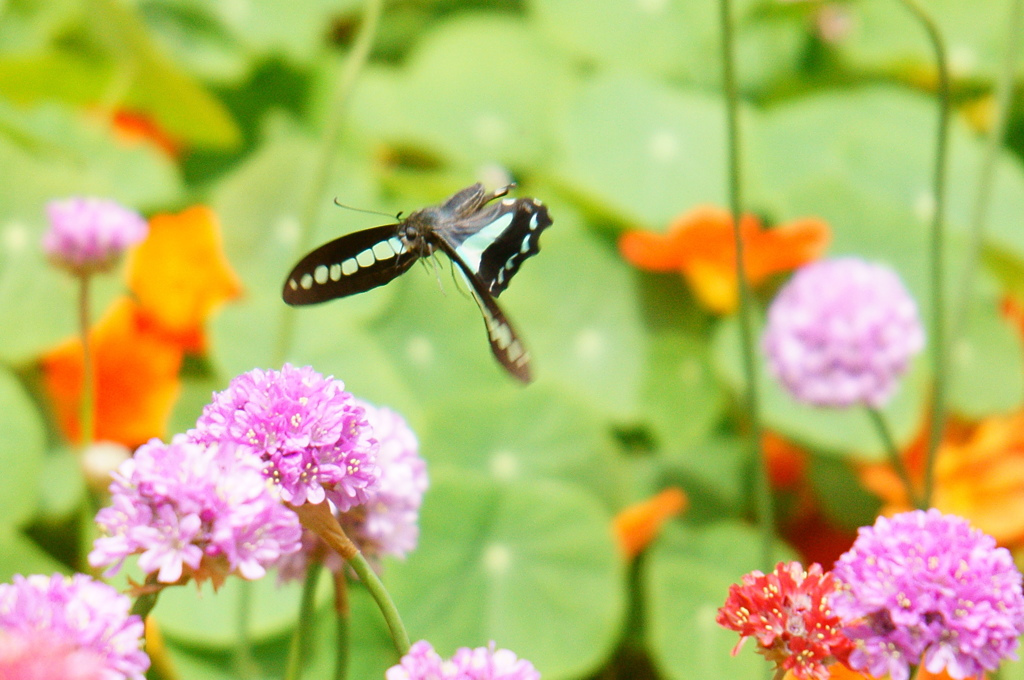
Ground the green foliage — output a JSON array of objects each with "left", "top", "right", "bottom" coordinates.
[{"left": 4, "top": 0, "right": 1024, "bottom": 678}]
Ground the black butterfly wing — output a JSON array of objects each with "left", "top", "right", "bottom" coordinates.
[
  {"left": 447, "top": 198, "right": 552, "bottom": 297},
  {"left": 282, "top": 224, "right": 417, "bottom": 305},
  {"left": 433, "top": 237, "right": 532, "bottom": 383}
]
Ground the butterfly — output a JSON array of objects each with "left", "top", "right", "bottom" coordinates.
[{"left": 282, "top": 183, "right": 553, "bottom": 383}]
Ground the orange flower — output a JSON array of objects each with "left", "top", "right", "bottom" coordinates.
[
  {"left": 618, "top": 206, "right": 830, "bottom": 313},
  {"left": 41, "top": 297, "right": 183, "bottom": 447},
  {"left": 110, "top": 109, "right": 180, "bottom": 158},
  {"left": 612, "top": 487, "right": 688, "bottom": 558},
  {"left": 126, "top": 206, "right": 243, "bottom": 353},
  {"left": 861, "top": 411, "right": 1024, "bottom": 547},
  {"left": 763, "top": 432, "right": 808, "bottom": 490}
]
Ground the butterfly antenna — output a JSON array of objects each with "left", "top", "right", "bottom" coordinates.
[{"left": 332, "top": 197, "right": 402, "bottom": 220}]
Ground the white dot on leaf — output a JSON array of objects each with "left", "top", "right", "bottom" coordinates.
[
  {"left": 636, "top": 0, "right": 667, "bottom": 15},
  {"left": 275, "top": 215, "right": 300, "bottom": 246},
  {"left": 575, "top": 328, "right": 605, "bottom": 362},
  {"left": 406, "top": 335, "right": 434, "bottom": 366},
  {"left": 2, "top": 222, "right": 28, "bottom": 253},
  {"left": 473, "top": 114, "right": 507, "bottom": 148},
  {"left": 913, "top": 191, "right": 935, "bottom": 222},
  {"left": 490, "top": 451, "right": 519, "bottom": 480},
  {"left": 649, "top": 130, "right": 679, "bottom": 163},
  {"left": 483, "top": 544, "right": 511, "bottom": 575}
]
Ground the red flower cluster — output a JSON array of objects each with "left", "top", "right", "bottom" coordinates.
[{"left": 717, "top": 562, "right": 852, "bottom": 680}]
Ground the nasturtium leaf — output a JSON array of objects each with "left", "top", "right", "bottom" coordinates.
[
  {"left": 304, "top": 585, "right": 396, "bottom": 680},
  {"left": 0, "top": 367, "right": 45, "bottom": 525},
  {"left": 645, "top": 522, "right": 795, "bottom": 680},
  {"left": 87, "top": 0, "right": 241, "bottom": 148},
  {"left": 386, "top": 469, "right": 625, "bottom": 680},
  {"left": 511, "top": 202, "right": 645, "bottom": 418},
  {"left": 947, "top": 287, "right": 1024, "bottom": 418},
  {"left": 661, "top": 436, "right": 747, "bottom": 520},
  {"left": 34, "top": 446, "right": 87, "bottom": 520},
  {"left": 713, "top": 313, "right": 928, "bottom": 461},
  {"left": 419, "top": 384, "right": 624, "bottom": 506},
  {"left": 136, "top": 0, "right": 250, "bottom": 84},
  {"left": 528, "top": 0, "right": 803, "bottom": 92},
  {"left": 0, "top": 526, "right": 66, "bottom": 582},
  {"left": 349, "top": 15, "right": 573, "bottom": 170},
  {"left": 156, "top": 572, "right": 328, "bottom": 646},
  {"left": 809, "top": 455, "right": 882, "bottom": 531},
  {"left": 837, "top": 0, "right": 1014, "bottom": 80},
  {"left": 639, "top": 331, "right": 726, "bottom": 455},
  {"left": 552, "top": 74, "right": 760, "bottom": 229}
]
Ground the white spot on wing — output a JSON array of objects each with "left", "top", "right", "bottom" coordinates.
[
  {"left": 314, "top": 265, "right": 328, "bottom": 284},
  {"left": 288, "top": 279, "right": 298, "bottom": 290},
  {"left": 342, "top": 259, "right": 358, "bottom": 275},
  {"left": 458, "top": 211, "right": 514, "bottom": 273},
  {"left": 373, "top": 241, "right": 395, "bottom": 260},
  {"left": 356, "top": 249, "right": 375, "bottom": 267},
  {"left": 330, "top": 264, "right": 342, "bottom": 281},
  {"left": 387, "top": 237, "right": 406, "bottom": 254},
  {"left": 300, "top": 273, "right": 313, "bottom": 290}
]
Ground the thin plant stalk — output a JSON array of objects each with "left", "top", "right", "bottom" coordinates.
[
  {"left": 895, "top": 0, "right": 950, "bottom": 508},
  {"left": 78, "top": 273, "right": 95, "bottom": 446},
  {"left": 284, "top": 561, "right": 325, "bottom": 680},
  {"left": 272, "top": 0, "right": 385, "bottom": 367},
  {"left": 866, "top": 407, "right": 923, "bottom": 510},
  {"left": 951, "top": 0, "right": 1023, "bottom": 339},
  {"left": 719, "top": 0, "right": 774, "bottom": 568},
  {"left": 292, "top": 501, "right": 410, "bottom": 655},
  {"left": 333, "top": 571, "right": 350, "bottom": 680},
  {"left": 233, "top": 580, "right": 258, "bottom": 678}
]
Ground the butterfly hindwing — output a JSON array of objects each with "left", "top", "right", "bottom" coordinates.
[
  {"left": 282, "top": 224, "right": 417, "bottom": 305},
  {"left": 435, "top": 238, "right": 532, "bottom": 383}
]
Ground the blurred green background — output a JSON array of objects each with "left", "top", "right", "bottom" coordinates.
[{"left": 2, "top": 0, "right": 1024, "bottom": 678}]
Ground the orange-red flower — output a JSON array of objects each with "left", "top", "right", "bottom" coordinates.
[
  {"left": 612, "top": 487, "right": 687, "bottom": 558},
  {"left": 110, "top": 109, "right": 180, "bottom": 158},
  {"left": 41, "top": 297, "right": 184, "bottom": 447},
  {"left": 860, "top": 411, "right": 1024, "bottom": 547},
  {"left": 126, "top": 206, "right": 243, "bottom": 353},
  {"left": 618, "top": 206, "right": 830, "bottom": 313},
  {"left": 41, "top": 206, "right": 242, "bottom": 446}
]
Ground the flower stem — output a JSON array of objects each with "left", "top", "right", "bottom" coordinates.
[
  {"left": 866, "top": 407, "right": 922, "bottom": 509},
  {"left": 894, "top": 0, "right": 950, "bottom": 508},
  {"left": 234, "top": 580, "right": 258, "bottom": 678},
  {"left": 332, "top": 571, "right": 350, "bottom": 680},
  {"left": 285, "top": 560, "right": 324, "bottom": 680},
  {"left": 951, "top": 0, "right": 1023, "bottom": 340},
  {"left": 719, "top": 0, "right": 774, "bottom": 568},
  {"left": 78, "top": 272, "right": 95, "bottom": 446},
  {"left": 292, "top": 501, "right": 410, "bottom": 656},
  {"left": 272, "top": 0, "right": 384, "bottom": 367}
]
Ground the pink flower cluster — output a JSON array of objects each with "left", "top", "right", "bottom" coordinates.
[
  {"left": 387, "top": 641, "right": 540, "bottom": 680},
  {"left": 43, "top": 197, "right": 147, "bottom": 275}
]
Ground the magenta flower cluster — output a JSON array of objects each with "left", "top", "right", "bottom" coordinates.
[
  {"left": 386, "top": 640, "right": 540, "bottom": 680},
  {"left": 42, "top": 197, "right": 148, "bottom": 275},
  {"left": 832, "top": 509, "right": 1024, "bottom": 680},
  {"left": 189, "top": 364, "right": 380, "bottom": 510},
  {"left": 89, "top": 437, "right": 303, "bottom": 583},
  {"left": 0, "top": 573, "right": 149, "bottom": 680},
  {"left": 762, "top": 257, "right": 924, "bottom": 408},
  {"left": 277, "top": 401, "right": 428, "bottom": 581}
]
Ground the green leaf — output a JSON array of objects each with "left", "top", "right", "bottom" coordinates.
[
  {"left": 948, "top": 288, "right": 1024, "bottom": 417},
  {"left": 645, "top": 522, "right": 795, "bottom": 680},
  {"left": 87, "top": 0, "right": 241, "bottom": 148},
  {"left": 349, "top": 15, "right": 574, "bottom": 170},
  {"left": 387, "top": 469, "right": 625, "bottom": 679},
  {"left": 0, "top": 526, "right": 66, "bottom": 581},
  {"left": 0, "top": 368, "right": 45, "bottom": 525},
  {"left": 551, "top": 74, "right": 759, "bottom": 228},
  {"left": 528, "top": 0, "right": 804, "bottom": 91},
  {"left": 419, "top": 384, "right": 625, "bottom": 506}
]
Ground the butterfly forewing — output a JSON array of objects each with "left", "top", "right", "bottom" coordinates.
[
  {"left": 282, "top": 224, "right": 417, "bottom": 305},
  {"left": 435, "top": 238, "right": 532, "bottom": 383}
]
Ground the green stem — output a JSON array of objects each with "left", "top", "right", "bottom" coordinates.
[
  {"left": 719, "top": 0, "right": 773, "bottom": 568},
  {"left": 285, "top": 561, "right": 325, "bottom": 680},
  {"left": 272, "top": 0, "right": 385, "bottom": 367},
  {"left": 951, "top": 0, "right": 1023, "bottom": 339},
  {"left": 78, "top": 272, "right": 95, "bottom": 446},
  {"left": 233, "top": 580, "right": 257, "bottom": 678},
  {"left": 866, "top": 407, "right": 923, "bottom": 509},
  {"left": 345, "top": 552, "right": 409, "bottom": 655},
  {"left": 129, "top": 589, "right": 160, "bottom": 620},
  {"left": 332, "top": 572, "right": 350, "bottom": 680},
  {"left": 895, "top": 0, "right": 950, "bottom": 508}
]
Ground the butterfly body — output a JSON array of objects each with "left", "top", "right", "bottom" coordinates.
[{"left": 283, "top": 183, "right": 552, "bottom": 382}]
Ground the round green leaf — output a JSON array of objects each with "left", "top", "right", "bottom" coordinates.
[
  {"left": 387, "top": 469, "right": 625, "bottom": 679},
  {"left": 419, "top": 383, "right": 624, "bottom": 505},
  {"left": 0, "top": 367, "right": 45, "bottom": 524},
  {"left": 552, "top": 74, "right": 759, "bottom": 228},
  {"left": 0, "top": 525, "right": 66, "bottom": 581},
  {"left": 645, "top": 522, "right": 794, "bottom": 680}
]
